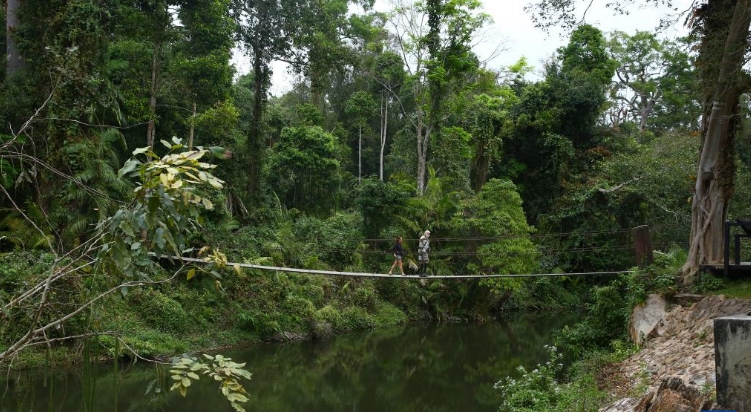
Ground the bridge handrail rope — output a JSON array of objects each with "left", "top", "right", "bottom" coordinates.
[
  {"left": 169, "top": 255, "right": 629, "bottom": 279},
  {"left": 360, "top": 228, "right": 634, "bottom": 243},
  {"left": 355, "top": 245, "right": 638, "bottom": 255},
  {"left": 302, "top": 244, "right": 643, "bottom": 256}
]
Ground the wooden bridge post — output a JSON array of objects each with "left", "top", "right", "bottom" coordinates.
[{"left": 633, "top": 225, "right": 654, "bottom": 269}]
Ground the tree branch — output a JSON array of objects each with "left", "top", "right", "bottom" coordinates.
[{"left": 598, "top": 177, "right": 641, "bottom": 194}]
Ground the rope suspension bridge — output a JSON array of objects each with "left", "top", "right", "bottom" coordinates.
[
  {"left": 165, "top": 226, "right": 665, "bottom": 280},
  {"left": 173, "top": 255, "right": 629, "bottom": 279}
]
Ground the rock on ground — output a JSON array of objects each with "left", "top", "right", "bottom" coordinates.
[{"left": 599, "top": 295, "right": 751, "bottom": 412}]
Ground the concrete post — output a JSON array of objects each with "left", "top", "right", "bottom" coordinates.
[{"left": 714, "top": 316, "right": 751, "bottom": 412}]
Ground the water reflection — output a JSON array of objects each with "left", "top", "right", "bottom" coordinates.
[{"left": 1, "top": 313, "right": 573, "bottom": 412}]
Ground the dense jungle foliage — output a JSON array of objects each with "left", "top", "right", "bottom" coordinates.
[{"left": 3, "top": 0, "right": 751, "bottom": 382}]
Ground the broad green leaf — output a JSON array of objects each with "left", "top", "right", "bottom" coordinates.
[
  {"left": 160, "top": 173, "right": 170, "bottom": 187},
  {"left": 119, "top": 220, "right": 135, "bottom": 238},
  {"left": 208, "top": 178, "right": 223, "bottom": 189},
  {"left": 228, "top": 393, "right": 249, "bottom": 403},
  {"left": 155, "top": 227, "right": 166, "bottom": 249},
  {"left": 118, "top": 159, "right": 140, "bottom": 178}
]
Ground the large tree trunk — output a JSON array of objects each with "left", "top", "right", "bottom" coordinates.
[
  {"left": 188, "top": 101, "right": 196, "bottom": 149},
  {"left": 416, "top": 109, "right": 430, "bottom": 195},
  {"left": 470, "top": 140, "right": 489, "bottom": 193},
  {"left": 683, "top": 0, "right": 751, "bottom": 281},
  {"left": 379, "top": 94, "right": 387, "bottom": 181},
  {"left": 6, "top": 0, "right": 26, "bottom": 76},
  {"left": 247, "top": 44, "right": 267, "bottom": 203},
  {"left": 146, "top": 40, "right": 161, "bottom": 148},
  {"left": 637, "top": 90, "right": 659, "bottom": 131}
]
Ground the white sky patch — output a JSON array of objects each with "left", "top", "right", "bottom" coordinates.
[{"left": 231, "top": 0, "right": 696, "bottom": 95}]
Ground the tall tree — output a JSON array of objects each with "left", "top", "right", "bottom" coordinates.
[
  {"left": 498, "top": 24, "right": 615, "bottom": 224},
  {"left": 293, "top": 0, "right": 370, "bottom": 109},
  {"left": 138, "top": 0, "right": 173, "bottom": 148},
  {"left": 266, "top": 125, "right": 341, "bottom": 215},
  {"left": 345, "top": 90, "right": 377, "bottom": 183},
  {"left": 372, "top": 51, "right": 405, "bottom": 181},
  {"left": 231, "top": 0, "right": 296, "bottom": 204},
  {"left": 525, "top": 0, "right": 751, "bottom": 281},
  {"left": 388, "top": 0, "right": 489, "bottom": 195},
  {"left": 607, "top": 30, "right": 698, "bottom": 131},
  {"left": 174, "top": 0, "right": 235, "bottom": 148},
  {"left": 465, "top": 92, "right": 509, "bottom": 192},
  {"left": 5, "top": 0, "right": 24, "bottom": 75},
  {"left": 683, "top": 0, "right": 751, "bottom": 279},
  {"left": 11, "top": 0, "right": 131, "bottom": 245}
]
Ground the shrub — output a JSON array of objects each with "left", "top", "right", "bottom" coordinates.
[
  {"left": 349, "top": 283, "right": 378, "bottom": 310},
  {"left": 337, "top": 306, "right": 375, "bottom": 331},
  {"left": 693, "top": 273, "right": 726, "bottom": 294},
  {"left": 127, "top": 288, "right": 191, "bottom": 334},
  {"left": 372, "top": 302, "right": 408, "bottom": 327},
  {"left": 314, "top": 305, "right": 343, "bottom": 326},
  {"left": 496, "top": 345, "right": 563, "bottom": 411},
  {"left": 237, "top": 307, "right": 280, "bottom": 337},
  {"left": 554, "top": 276, "right": 630, "bottom": 358},
  {"left": 496, "top": 345, "right": 610, "bottom": 412},
  {"left": 280, "top": 294, "right": 315, "bottom": 329},
  {"left": 555, "top": 249, "right": 687, "bottom": 358}
]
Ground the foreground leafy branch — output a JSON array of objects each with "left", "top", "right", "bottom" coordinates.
[
  {"left": 1, "top": 135, "right": 250, "bottom": 408},
  {"left": 170, "top": 354, "right": 252, "bottom": 412}
]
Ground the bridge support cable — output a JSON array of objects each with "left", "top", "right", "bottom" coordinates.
[{"left": 164, "top": 255, "right": 630, "bottom": 279}]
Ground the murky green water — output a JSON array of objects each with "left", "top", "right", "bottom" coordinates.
[{"left": 1, "top": 313, "right": 573, "bottom": 412}]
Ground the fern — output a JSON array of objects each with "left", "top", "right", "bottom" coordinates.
[
  {"left": 0, "top": 205, "right": 52, "bottom": 250},
  {"left": 51, "top": 128, "right": 131, "bottom": 247}
]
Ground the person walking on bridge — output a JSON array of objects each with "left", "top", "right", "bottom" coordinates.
[
  {"left": 388, "top": 236, "right": 405, "bottom": 275},
  {"left": 418, "top": 230, "right": 430, "bottom": 277}
]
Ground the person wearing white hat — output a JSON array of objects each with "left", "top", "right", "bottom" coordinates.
[{"left": 418, "top": 230, "right": 430, "bottom": 276}]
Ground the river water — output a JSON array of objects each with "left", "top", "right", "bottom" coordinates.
[{"left": 1, "top": 313, "right": 572, "bottom": 412}]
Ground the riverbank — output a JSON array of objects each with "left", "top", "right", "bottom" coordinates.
[
  {"left": 2, "top": 315, "right": 572, "bottom": 411},
  {"left": 3, "top": 245, "right": 588, "bottom": 370},
  {"left": 598, "top": 294, "right": 751, "bottom": 411}
]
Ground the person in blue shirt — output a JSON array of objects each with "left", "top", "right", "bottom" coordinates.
[{"left": 388, "top": 236, "right": 405, "bottom": 275}]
